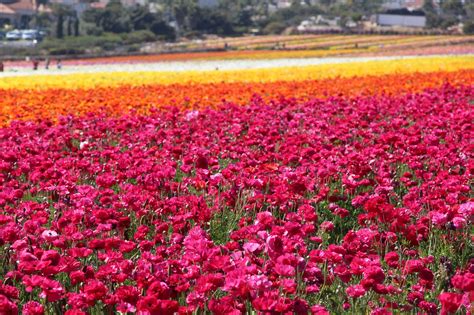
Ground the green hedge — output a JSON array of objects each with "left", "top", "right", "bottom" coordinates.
[{"left": 38, "top": 31, "right": 159, "bottom": 55}]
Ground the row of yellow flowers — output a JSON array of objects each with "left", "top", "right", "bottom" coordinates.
[
  {"left": 183, "top": 34, "right": 472, "bottom": 51},
  {"left": 2, "top": 56, "right": 473, "bottom": 90}
]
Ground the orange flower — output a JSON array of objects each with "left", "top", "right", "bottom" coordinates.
[{"left": 0, "top": 70, "right": 472, "bottom": 126}]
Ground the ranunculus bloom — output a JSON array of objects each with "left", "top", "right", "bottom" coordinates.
[
  {"left": 439, "top": 292, "right": 462, "bottom": 314},
  {"left": 346, "top": 285, "right": 366, "bottom": 298},
  {"left": 22, "top": 301, "right": 44, "bottom": 315}
]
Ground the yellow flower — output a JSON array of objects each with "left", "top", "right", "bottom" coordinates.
[{"left": 1, "top": 56, "right": 472, "bottom": 90}]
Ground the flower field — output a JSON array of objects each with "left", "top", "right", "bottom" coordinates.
[
  {"left": 4, "top": 35, "right": 473, "bottom": 70},
  {"left": 145, "top": 34, "right": 473, "bottom": 58},
  {"left": 0, "top": 55, "right": 473, "bottom": 314}
]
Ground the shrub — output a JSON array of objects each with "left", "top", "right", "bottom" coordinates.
[
  {"left": 263, "top": 21, "right": 287, "bottom": 35},
  {"left": 150, "top": 21, "right": 176, "bottom": 41},
  {"left": 121, "top": 30, "right": 156, "bottom": 45},
  {"left": 39, "top": 34, "right": 122, "bottom": 55},
  {"left": 463, "top": 20, "right": 474, "bottom": 34}
]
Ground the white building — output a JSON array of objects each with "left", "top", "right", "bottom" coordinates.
[{"left": 376, "top": 9, "right": 426, "bottom": 28}]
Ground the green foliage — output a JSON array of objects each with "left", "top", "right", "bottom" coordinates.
[
  {"left": 190, "top": 7, "right": 235, "bottom": 36},
  {"left": 38, "top": 33, "right": 122, "bottom": 55},
  {"left": 56, "top": 13, "right": 64, "bottom": 38},
  {"left": 265, "top": 5, "right": 324, "bottom": 27},
  {"left": 50, "top": 4, "right": 76, "bottom": 39},
  {"left": 422, "top": 0, "right": 436, "bottom": 13},
  {"left": 82, "top": 7, "right": 103, "bottom": 26},
  {"left": 81, "top": 1, "right": 176, "bottom": 40},
  {"left": 209, "top": 192, "right": 250, "bottom": 245},
  {"left": 353, "top": 0, "right": 383, "bottom": 13},
  {"left": 121, "top": 30, "right": 156, "bottom": 45},
  {"left": 263, "top": 21, "right": 287, "bottom": 35},
  {"left": 425, "top": 12, "right": 443, "bottom": 28},
  {"left": 101, "top": 0, "right": 133, "bottom": 33},
  {"left": 150, "top": 20, "right": 176, "bottom": 40},
  {"left": 82, "top": 1, "right": 132, "bottom": 34},
  {"left": 30, "top": 12, "right": 53, "bottom": 29},
  {"left": 439, "top": 15, "right": 458, "bottom": 29},
  {"left": 466, "top": 2, "right": 474, "bottom": 19},
  {"left": 463, "top": 20, "right": 474, "bottom": 34},
  {"left": 128, "top": 5, "right": 160, "bottom": 31},
  {"left": 83, "top": 24, "right": 104, "bottom": 36},
  {"left": 423, "top": 0, "right": 467, "bottom": 29},
  {"left": 441, "top": 0, "right": 465, "bottom": 16},
  {"left": 37, "top": 0, "right": 473, "bottom": 54}
]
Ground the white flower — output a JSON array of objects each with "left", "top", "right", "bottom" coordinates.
[{"left": 79, "top": 140, "right": 89, "bottom": 150}]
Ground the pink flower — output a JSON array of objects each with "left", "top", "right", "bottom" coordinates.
[
  {"left": 208, "top": 296, "right": 242, "bottom": 315},
  {"left": 41, "top": 230, "right": 58, "bottom": 242},
  {"left": 346, "top": 285, "right": 366, "bottom": 298},
  {"left": 320, "top": 221, "right": 335, "bottom": 232},
  {"left": 274, "top": 263, "right": 295, "bottom": 277},
  {"left": 243, "top": 242, "right": 261, "bottom": 254},
  {"left": 310, "top": 304, "right": 330, "bottom": 315},
  {"left": 22, "top": 301, "right": 44, "bottom": 315},
  {"left": 430, "top": 211, "right": 447, "bottom": 226}
]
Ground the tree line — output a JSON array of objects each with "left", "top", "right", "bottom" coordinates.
[{"left": 30, "top": 0, "right": 474, "bottom": 40}]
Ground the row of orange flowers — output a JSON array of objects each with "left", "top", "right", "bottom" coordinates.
[{"left": 1, "top": 69, "right": 472, "bottom": 126}]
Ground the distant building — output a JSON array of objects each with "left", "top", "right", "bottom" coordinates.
[
  {"left": 0, "top": 0, "right": 49, "bottom": 28},
  {"left": 269, "top": 0, "right": 313, "bottom": 13},
  {"left": 88, "top": 0, "right": 142, "bottom": 8},
  {"left": 297, "top": 15, "right": 345, "bottom": 33},
  {"left": 89, "top": 0, "right": 106, "bottom": 9},
  {"left": 0, "top": 3, "right": 17, "bottom": 27},
  {"left": 376, "top": 8, "right": 426, "bottom": 28},
  {"left": 198, "top": 0, "right": 218, "bottom": 8}
]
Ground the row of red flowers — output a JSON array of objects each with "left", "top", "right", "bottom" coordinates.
[{"left": 0, "top": 84, "right": 472, "bottom": 314}]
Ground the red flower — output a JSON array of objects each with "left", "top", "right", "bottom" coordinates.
[
  {"left": 83, "top": 280, "right": 108, "bottom": 302},
  {"left": 363, "top": 266, "right": 385, "bottom": 284},
  {"left": 39, "top": 279, "right": 64, "bottom": 302},
  {"left": 0, "top": 294, "right": 18, "bottom": 315},
  {"left": 208, "top": 296, "right": 242, "bottom": 315},
  {"left": 404, "top": 259, "right": 424, "bottom": 274},
  {"left": 418, "top": 301, "right": 437, "bottom": 315},
  {"left": 451, "top": 272, "right": 474, "bottom": 291},
  {"left": 439, "top": 292, "right": 462, "bottom": 314},
  {"left": 137, "top": 297, "right": 179, "bottom": 315},
  {"left": 384, "top": 252, "right": 399, "bottom": 268}
]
